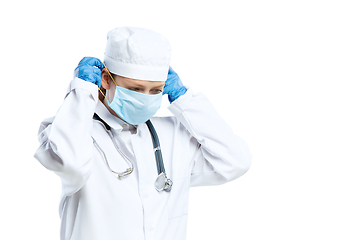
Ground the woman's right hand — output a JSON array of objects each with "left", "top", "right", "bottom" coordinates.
[{"left": 74, "top": 57, "right": 104, "bottom": 88}]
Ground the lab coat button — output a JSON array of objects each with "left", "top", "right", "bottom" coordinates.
[
  {"left": 142, "top": 192, "right": 150, "bottom": 199},
  {"left": 145, "top": 225, "right": 154, "bottom": 231}
]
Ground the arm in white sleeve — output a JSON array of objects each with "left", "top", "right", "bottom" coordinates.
[
  {"left": 168, "top": 89, "right": 252, "bottom": 187},
  {"left": 34, "top": 78, "right": 98, "bottom": 196}
]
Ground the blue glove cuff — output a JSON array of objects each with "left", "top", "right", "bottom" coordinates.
[{"left": 168, "top": 86, "right": 187, "bottom": 103}]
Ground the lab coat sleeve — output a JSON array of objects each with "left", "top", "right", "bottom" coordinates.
[
  {"left": 34, "top": 78, "right": 98, "bottom": 197},
  {"left": 168, "top": 88, "right": 252, "bottom": 186}
]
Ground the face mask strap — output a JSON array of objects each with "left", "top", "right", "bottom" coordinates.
[
  {"left": 98, "top": 86, "right": 108, "bottom": 101},
  {"left": 98, "top": 62, "right": 118, "bottom": 102},
  {"left": 103, "top": 62, "right": 117, "bottom": 86}
]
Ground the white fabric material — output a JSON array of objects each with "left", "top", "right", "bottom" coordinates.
[
  {"left": 104, "top": 27, "right": 171, "bottom": 81},
  {"left": 34, "top": 78, "right": 252, "bottom": 240}
]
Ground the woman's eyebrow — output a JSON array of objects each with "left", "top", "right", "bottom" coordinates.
[
  {"left": 153, "top": 83, "right": 166, "bottom": 88},
  {"left": 124, "top": 82, "right": 165, "bottom": 88},
  {"left": 125, "top": 83, "right": 145, "bottom": 88}
]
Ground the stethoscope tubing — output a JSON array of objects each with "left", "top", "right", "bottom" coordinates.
[
  {"left": 92, "top": 114, "right": 172, "bottom": 191},
  {"left": 146, "top": 120, "right": 165, "bottom": 174}
]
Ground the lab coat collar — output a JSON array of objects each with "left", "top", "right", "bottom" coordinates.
[{"left": 95, "top": 101, "right": 137, "bottom": 133}]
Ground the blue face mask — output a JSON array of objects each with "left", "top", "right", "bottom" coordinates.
[{"left": 108, "top": 86, "right": 162, "bottom": 125}]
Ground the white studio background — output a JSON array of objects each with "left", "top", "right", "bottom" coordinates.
[{"left": 1, "top": 0, "right": 359, "bottom": 239}]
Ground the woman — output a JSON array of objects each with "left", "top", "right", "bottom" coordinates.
[{"left": 34, "top": 26, "right": 252, "bottom": 240}]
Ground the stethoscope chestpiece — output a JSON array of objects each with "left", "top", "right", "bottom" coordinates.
[{"left": 155, "top": 172, "right": 173, "bottom": 192}]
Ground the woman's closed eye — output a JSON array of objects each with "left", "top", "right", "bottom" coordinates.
[
  {"left": 128, "top": 87, "right": 142, "bottom": 92},
  {"left": 151, "top": 89, "right": 163, "bottom": 94}
]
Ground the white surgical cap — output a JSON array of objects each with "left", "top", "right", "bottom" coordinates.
[{"left": 104, "top": 27, "right": 171, "bottom": 82}]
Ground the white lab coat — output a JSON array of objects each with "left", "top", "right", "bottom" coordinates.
[{"left": 34, "top": 77, "right": 252, "bottom": 240}]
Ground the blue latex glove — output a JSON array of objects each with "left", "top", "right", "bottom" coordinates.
[
  {"left": 163, "top": 67, "right": 187, "bottom": 103},
  {"left": 74, "top": 57, "right": 104, "bottom": 88}
]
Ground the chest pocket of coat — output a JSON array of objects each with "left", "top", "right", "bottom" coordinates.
[{"left": 167, "top": 176, "right": 191, "bottom": 219}]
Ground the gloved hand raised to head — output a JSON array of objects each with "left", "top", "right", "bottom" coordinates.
[
  {"left": 74, "top": 57, "right": 105, "bottom": 88},
  {"left": 163, "top": 67, "right": 187, "bottom": 104}
]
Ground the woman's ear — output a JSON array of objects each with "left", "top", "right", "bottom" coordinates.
[{"left": 101, "top": 69, "right": 111, "bottom": 90}]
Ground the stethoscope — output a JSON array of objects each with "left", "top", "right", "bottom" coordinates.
[{"left": 92, "top": 113, "right": 173, "bottom": 192}]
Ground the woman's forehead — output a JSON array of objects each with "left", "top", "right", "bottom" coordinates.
[{"left": 115, "top": 75, "right": 165, "bottom": 87}]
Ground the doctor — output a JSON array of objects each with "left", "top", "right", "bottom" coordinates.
[{"left": 34, "top": 27, "right": 252, "bottom": 240}]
